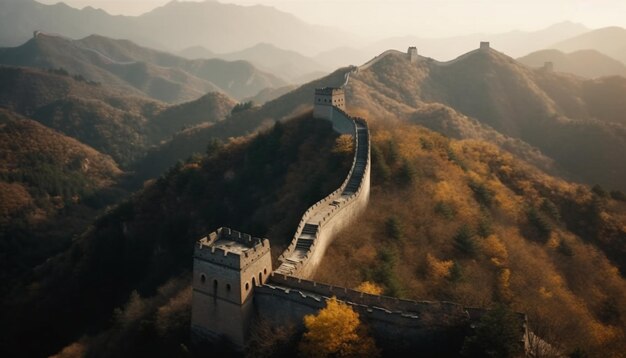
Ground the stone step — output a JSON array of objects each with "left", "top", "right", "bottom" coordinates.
[{"left": 301, "top": 224, "right": 318, "bottom": 235}]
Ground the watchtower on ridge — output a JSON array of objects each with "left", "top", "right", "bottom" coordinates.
[
  {"left": 313, "top": 87, "right": 345, "bottom": 116},
  {"left": 408, "top": 46, "right": 418, "bottom": 63},
  {"left": 543, "top": 61, "right": 554, "bottom": 72},
  {"left": 191, "top": 227, "right": 272, "bottom": 349}
]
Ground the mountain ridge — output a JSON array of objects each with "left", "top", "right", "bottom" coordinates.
[
  {"left": 518, "top": 49, "right": 626, "bottom": 78},
  {"left": 0, "top": 33, "right": 286, "bottom": 102}
]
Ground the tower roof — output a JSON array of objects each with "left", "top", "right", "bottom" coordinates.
[
  {"left": 315, "top": 87, "right": 344, "bottom": 96},
  {"left": 195, "top": 227, "right": 270, "bottom": 269}
]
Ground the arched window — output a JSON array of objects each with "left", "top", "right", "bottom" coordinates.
[
  {"left": 264, "top": 268, "right": 267, "bottom": 275},
  {"left": 259, "top": 272, "right": 263, "bottom": 284},
  {"left": 213, "top": 279, "right": 218, "bottom": 292},
  {"left": 245, "top": 282, "right": 250, "bottom": 291},
  {"left": 200, "top": 274, "right": 206, "bottom": 284},
  {"left": 226, "top": 283, "right": 231, "bottom": 292},
  {"left": 252, "top": 277, "right": 257, "bottom": 287}
]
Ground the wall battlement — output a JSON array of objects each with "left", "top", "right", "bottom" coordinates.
[
  {"left": 194, "top": 227, "right": 270, "bottom": 270},
  {"left": 268, "top": 274, "right": 468, "bottom": 319}
]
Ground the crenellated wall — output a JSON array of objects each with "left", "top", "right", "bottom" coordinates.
[
  {"left": 275, "top": 109, "right": 370, "bottom": 279},
  {"left": 257, "top": 275, "right": 479, "bottom": 355}
]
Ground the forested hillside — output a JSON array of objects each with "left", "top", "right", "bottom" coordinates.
[
  {"left": 314, "top": 119, "right": 626, "bottom": 356},
  {"left": 0, "top": 114, "right": 352, "bottom": 357},
  {"left": 0, "top": 108, "right": 123, "bottom": 297}
]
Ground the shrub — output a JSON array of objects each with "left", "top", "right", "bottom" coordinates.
[
  {"left": 591, "top": 184, "right": 608, "bottom": 198},
  {"left": 527, "top": 207, "right": 552, "bottom": 239},
  {"left": 540, "top": 198, "right": 560, "bottom": 221},
  {"left": 609, "top": 190, "right": 626, "bottom": 202},
  {"left": 469, "top": 180, "right": 495, "bottom": 208},
  {"left": 435, "top": 201, "right": 456, "bottom": 220},
  {"left": 355, "top": 281, "right": 383, "bottom": 295},
  {"left": 453, "top": 225, "right": 476, "bottom": 255},
  {"left": 385, "top": 216, "right": 403, "bottom": 241},
  {"left": 397, "top": 158, "right": 417, "bottom": 186}
]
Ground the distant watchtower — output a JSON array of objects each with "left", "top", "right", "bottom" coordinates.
[
  {"left": 191, "top": 228, "right": 272, "bottom": 349},
  {"left": 408, "top": 46, "right": 418, "bottom": 63},
  {"left": 314, "top": 87, "right": 345, "bottom": 116},
  {"left": 480, "top": 41, "right": 490, "bottom": 51},
  {"left": 543, "top": 61, "right": 554, "bottom": 72},
  {"left": 313, "top": 87, "right": 354, "bottom": 134}
]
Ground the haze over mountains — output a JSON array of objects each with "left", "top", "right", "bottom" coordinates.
[
  {"left": 518, "top": 49, "right": 626, "bottom": 78},
  {"left": 0, "top": 0, "right": 360, "bottom": 55},
  {"left": 553, "top": 26, "right": 626, "bottom": 64},
  {"left": 0, "top": 33, "right": 286, "bottom": 103},
  {"left": 1, "top": 0, "right": 621, "bottom": 73}
]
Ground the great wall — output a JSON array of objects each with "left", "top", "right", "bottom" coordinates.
[{"left": 190, "top": 42, "right": 532, "bottom": 356}]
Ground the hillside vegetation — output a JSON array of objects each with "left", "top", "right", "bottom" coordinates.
[
  {"left": 0, "top": 108, "right": 123, "bottom": 294},
  {"left": 0, "top": 114, "right": 352, "bottom": 358},
  {"left": 0, "top": 66, "right": 236, "bottom": 167},
  {"left": 315, "top": 119, "right": 626, "bottom": 356}
]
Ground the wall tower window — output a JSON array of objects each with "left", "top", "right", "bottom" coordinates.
[{"left": 200, "top": 274, "right": 206, "bottom": 284}]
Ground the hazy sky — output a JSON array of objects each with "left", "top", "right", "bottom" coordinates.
[{"left": 37, "top": 0, "right": 626, "bottom": 38}]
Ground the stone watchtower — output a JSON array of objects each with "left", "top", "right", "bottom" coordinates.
[
  {"left": 480, "top": 41, "right": 490, "bottom": 51},
  {"left": 313, "top": 87, "right": 345, "bottom": 119},
  {"left": 313, "top": 87, "right": 354, "bottom": 134},
  {"left": 191, "top": 228, "right": 272, "bottom": 349},
  {"left": 543, "top": 61, "right": 554, "bottom": 72},
  {"left": 408, "top": 46, "right": 418, "bottom": 63}
]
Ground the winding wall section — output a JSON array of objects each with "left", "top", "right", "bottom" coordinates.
[{"left": 274, "top": 109, "right": 370, "bottom": 279}]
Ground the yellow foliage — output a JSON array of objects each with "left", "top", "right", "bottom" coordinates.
[
  {"left": 299, "top": 297, "right": 379, "bottom": 358},
  {"left": 426, "top": 253, "right": 454, "bottom": 279},
  {"left": 498, "top": 268, "right": 513, "bottom": 302},
  {"left": 355, "top": 281, "right": 384, "bottom": 295},
  {"left": 546, "top": 232, "right": 560, "bottom": 249},
  {"left": 482, "top": 235, "right": 508, "bottom": 268},
  {"left": 589, "top": 321, "right": 619, "bottom": 345},
  {"left": 333, "top": 134, "right": 354, "bottom": 155},
  {"left": 539, "top": 287, "right": 553, "bottom": 299}
]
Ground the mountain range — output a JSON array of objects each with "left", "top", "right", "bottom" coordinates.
[
  {"left": 0, "top": 0, "right": 614, "bottom": 75},
  {"left": 0, "top": 33, "right": 286, "bottom": 103},
  {"left": 0, "top": 0, "right": 359, "bottom": 55},
  {"left": 553, "top": 26, "right": 626, "bottom": 65}
]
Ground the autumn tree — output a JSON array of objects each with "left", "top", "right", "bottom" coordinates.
[
  {"left": 299, "top": 297, "right": 379, "bottom": 358},
  {"left": 355, "top": 281, "right": 383, "bottom": 295}
]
